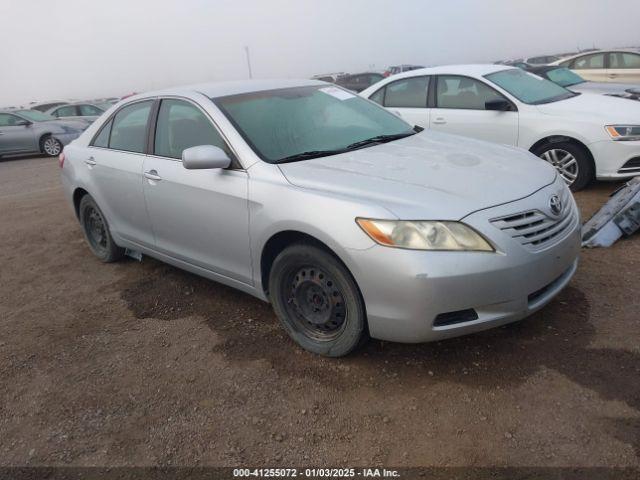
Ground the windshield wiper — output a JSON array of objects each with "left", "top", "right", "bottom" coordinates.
[
  {"left": 274, "top": 131, "right": 418, "bottom": 164},
  {"left": 275, "top": 149, "right": 348, "bottom": 164},
  {"left": 346, "top": 131, "right": 416, "bottom": 150}
]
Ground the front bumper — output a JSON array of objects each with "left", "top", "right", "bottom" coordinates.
[
  {"left": 345, "top": 182, "right": 581, "bottom": 343},
  {"left": 589, "top": 139, "right": 640, "bottom": 179}
]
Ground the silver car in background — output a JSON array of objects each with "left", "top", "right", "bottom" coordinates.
[
  {"left": 0, "top": 109, "right": 85, "bottom": 157},
  {"left": 46, "top": 102, "right": 105, "bottom": 125},
  {"left": 60, "top": 80, "right": 580, "bottom": 357}
]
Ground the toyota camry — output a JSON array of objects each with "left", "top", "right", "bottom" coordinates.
[{"left": 60, "top": 80, "right": 580, "bottom": 357}]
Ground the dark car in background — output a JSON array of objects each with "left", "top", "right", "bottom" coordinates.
[
  {"left": 383, "top": 64, "right": 425, "bottom": 77},
  {"left": 311, "top": 72, "right": 346, "bottom": 83},
  {"left": 0, "top": 109, "right": 85, "bottom": 158},
  {"left": 525, "top": 65, "right": 640, "bottom": 101},
  {"left": 30, "top": 101, "right": 69, "bottom": 113},
  {"left": 334, "top": 72, "right": 384, "bottom": 92}
]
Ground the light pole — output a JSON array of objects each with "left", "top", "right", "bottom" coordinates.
[{"left": 244, "top": 46, "right": 253, "bottom": 79}]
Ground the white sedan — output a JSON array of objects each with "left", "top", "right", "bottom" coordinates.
[{"left": 360, "top": 64, "right": 640, "bottom": 190}]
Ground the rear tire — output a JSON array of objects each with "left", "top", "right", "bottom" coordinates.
[
  {"left": 533, "top": 141, "right": 594, "bottom": 192},
  {"left": 78, "top": 195, "right": 124, "bottom": 263},
  {"left": 41, "top": 135, "right": 63, "bottom": 157},
  {"left": 269, "top": 244, "right": 368, "bottom": 357}
]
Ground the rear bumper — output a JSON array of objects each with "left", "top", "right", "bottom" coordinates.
[
  {"left": 345, "top": 181, "right": 581, "bottom": 343},
  {"left": 589, "top": 139, "right": 640, "bottom": 179}
]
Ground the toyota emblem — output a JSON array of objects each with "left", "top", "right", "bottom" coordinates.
[{"left": 549, "top": 194, "right": 562, "bottom": 216}]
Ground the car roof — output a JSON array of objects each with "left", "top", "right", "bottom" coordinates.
[
  {"left": 387, "top": 64, "right": 515, "bottom": 79},
  {"left": 131, "top": 79, "right": 327, "bottom": 102}
]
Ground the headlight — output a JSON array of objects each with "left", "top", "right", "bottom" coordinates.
[
  {"left": 356, "top": 218, "right": 494, "bottom": 251},
  {"left": 605, "top": 125, "right": 640, "bottom": 141}
]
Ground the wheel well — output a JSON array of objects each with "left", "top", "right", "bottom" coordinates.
[
  {"left": 529, "top": 135, "right": 595, "bottom": 165},
  {"left": 72, "top": 188, "right": 89, "bottom": 219},
  {"left": 260, "top": 231, "right": 345, "bottom": 297}
]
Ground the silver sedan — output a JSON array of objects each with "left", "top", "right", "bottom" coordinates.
[
  {"left": 0, "top": 109, "right": 85, "bottom": 158},
  {"left": 60, "top": 80, "right": 580, "bottom": 357}
]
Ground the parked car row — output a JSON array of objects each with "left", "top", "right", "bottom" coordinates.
[
  {"left": 498, "top": 48, "right": 640, "bottom": 83},
  {"left": 0, "top": 96, "right": 123, "bottom": 158},
  {"left": 311, "top": 65, "right": 425, "bottom": 93}
]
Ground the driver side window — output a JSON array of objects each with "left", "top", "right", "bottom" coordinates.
[{"left": 153, "top": 99, "right": 232, "bottom": 161}]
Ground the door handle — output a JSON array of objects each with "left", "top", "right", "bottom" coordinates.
[
  {"left": 433, "top": 117, "right": 446, "bottom": 125},
  {"left": 84, "top": 157, "right": 96, "bottom": 166},
  {"left": 0, "top": 131, "right": 4, "bottom": 135},
  {"left": 144, "top": 170, "right": 162, "bottom": 181},
  {"left": 608, "top": 74, "right": 618, "bottom": 79}
]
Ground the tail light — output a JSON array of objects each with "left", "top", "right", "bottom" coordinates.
[{"left": 58, "top": 152, "right": 65, "bottom": 168}]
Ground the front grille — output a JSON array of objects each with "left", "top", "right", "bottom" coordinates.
[
  {"left": 618, "top": 157, "right": 640, "bottom": 174},
  {"left": 490, "top": 191, "right": 576, "bottom": 251}
]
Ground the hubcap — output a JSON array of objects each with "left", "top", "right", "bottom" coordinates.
[
  {"left": 284, "top": 266, "right": 346, "bottom": 340},
  {"left": 85, "top": 206, "right": 107, "bottom": 255},
  {"left": 44, "top": 137, "right": 61, "bottom": 156},
  {"left": 540, "top": 148, "right": 578, "bottom": 185}
]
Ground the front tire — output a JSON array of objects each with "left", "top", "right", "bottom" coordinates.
[
  {"left": 269, "top": 244, "right": 368, "bottom": 357},
  {"left": 78, "top": 195, "right": 124, "bottom": 263},
  {"left": 533, "top": 141, "right": 594, "bottom": 191},
  {"left": 41, "top": 136, "right": 63, "bottom": 157}
]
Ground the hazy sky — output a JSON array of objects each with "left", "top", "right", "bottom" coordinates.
[{"left": 1, "top": 0, "right": 638, "bottom": 106}]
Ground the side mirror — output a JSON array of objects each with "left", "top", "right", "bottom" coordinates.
[
  {"left": 182, "top": 145, "right": 231, "bottom": 170},
  {"left": 16, "top": 119, "right": 32, "bottom": 127},
  {"left": 485, "top": 99, "right": 512, "bottom": 111}
]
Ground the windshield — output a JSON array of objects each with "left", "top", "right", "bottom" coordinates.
[
  {"left": 485, "top": 69, "right": 576, "bottom": 105},
  {"left": 213, "top": 85, "right": 414, "bottom": 163},
  {"left": 544, "top": 67, "right": 586, "bottom": 87},
  {"left": 16, "top": 110, "right": 56, "bottom": 122}
]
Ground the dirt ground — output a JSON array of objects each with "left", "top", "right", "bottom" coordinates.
[{"left": 0, "top": 155, "right": 639, "bottom": 468}]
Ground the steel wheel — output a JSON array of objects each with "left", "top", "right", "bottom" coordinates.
[
  {"left": 539, "top": 148, "right": 578, "bottom": 185},
  {"left": 84, "top": 205, "right": 108, "bottom": 257},
  {"left": 43, "top": 137, "right": 62, "bottom": 156},
  {"left": 284, "top": 266, "right": 347, "bottom": 341}
]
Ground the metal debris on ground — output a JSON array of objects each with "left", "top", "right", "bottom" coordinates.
[{"left": 582, "top": 177, "right": 640, "bottom": 247}]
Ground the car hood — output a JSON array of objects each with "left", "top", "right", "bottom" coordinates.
[
  {"left": 569, "top": 81, "right": 639, "bottom": 94},
  {"left": 278, "top": 131, "right": 557, "bottom": 220},
  {"left": 535, "top": 91, "right": 640, "bottom": 122}
]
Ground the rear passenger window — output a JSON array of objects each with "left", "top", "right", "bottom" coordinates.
[
  {"left": 154, "top": 99, "right": 229, "bottom": 159},
  {"left": 383, "top": 77, "right": 429, "bottom": 108},
  {"left": 55, "top": 106, "right": 77, "bottom": 117},
  {"left": 109, "top": 101, "right": 152, "bottom": 153},
  {"left": 79, "top": 104, "right": 103, "bottom": 116},
  {"left": 609, "top": 52, "right": 640, "bottom": 69},
  {"left": 92, "top": 119, "right": 112, "bottom": 148}
]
